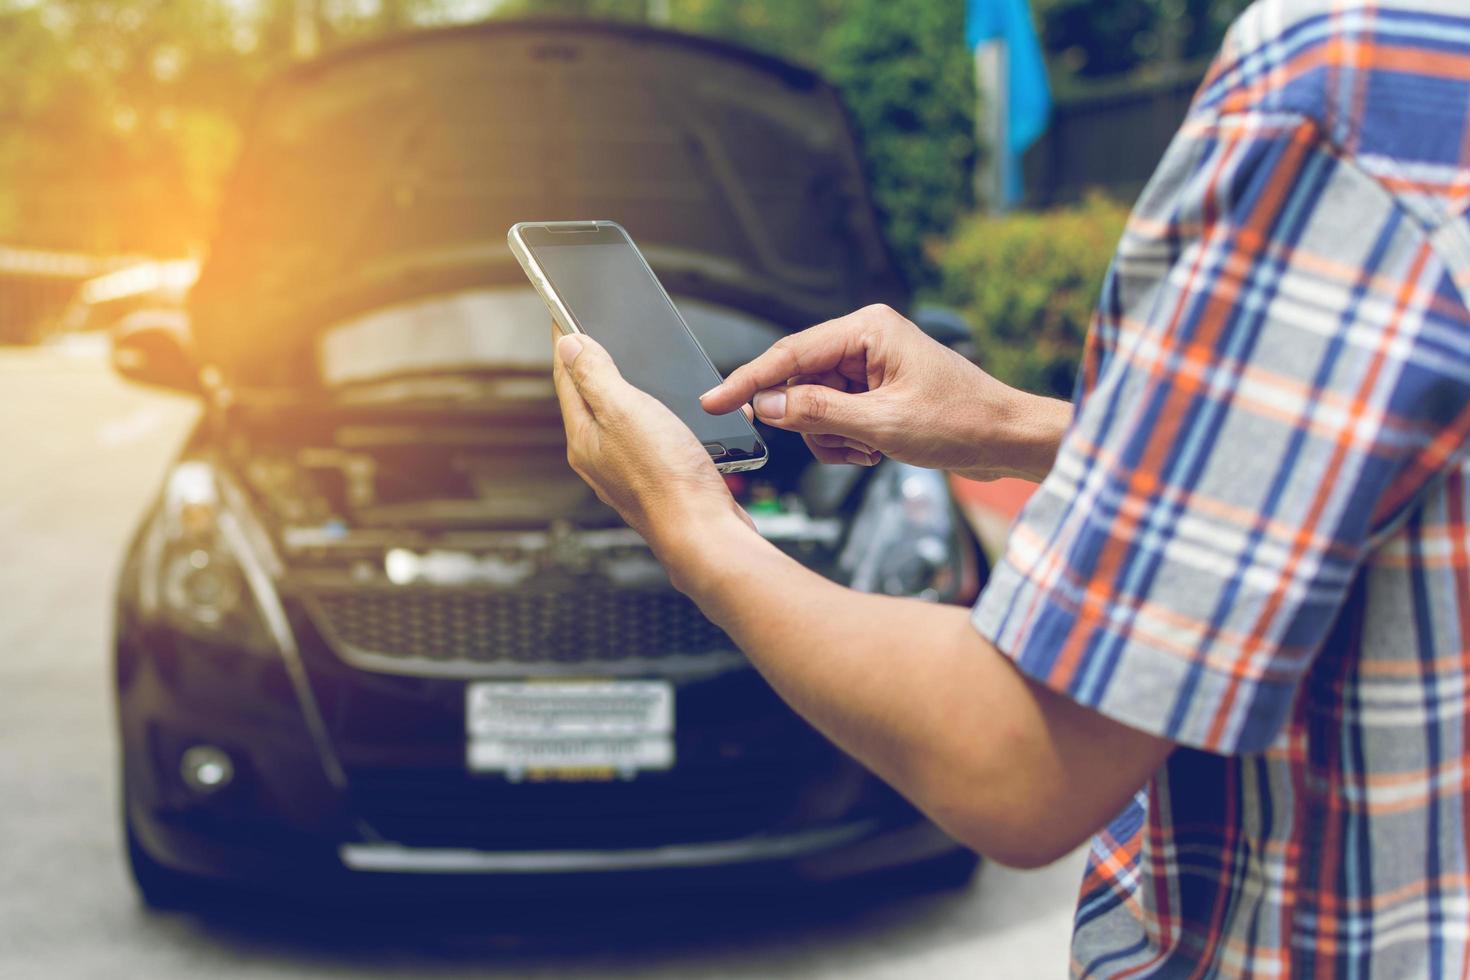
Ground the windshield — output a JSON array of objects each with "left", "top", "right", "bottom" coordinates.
[{"left": 317, "top": 287, "right": 785, "bottom": 388}]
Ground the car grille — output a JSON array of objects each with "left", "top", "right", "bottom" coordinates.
[{"left": 304, "top": 587, "right": 733, "bottom": 667}]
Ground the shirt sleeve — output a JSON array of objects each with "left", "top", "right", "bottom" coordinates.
[{"left": 971, "top": 105, "right": 1470, "bottom": 754}]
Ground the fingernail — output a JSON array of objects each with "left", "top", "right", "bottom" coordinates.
[
  {"left": 846, "top": 450, "right": 878, "bottom": 466},
  {"left": 700, "top": 384, "right": 723, "bottom": 402},
  {"left": 752, "top": 389, "right": 786, "bottom": 419},
  {"left": 557, "top": 334, "right": 584, "bottom": 366}
]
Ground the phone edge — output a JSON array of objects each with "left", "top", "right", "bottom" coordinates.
[{"left": 507, "top": 222, "right": 582, "bottom": 339}]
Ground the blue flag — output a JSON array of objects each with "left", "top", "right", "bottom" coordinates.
[{"left": 967, "top": 0, "right": 1051, "bottom": 206}]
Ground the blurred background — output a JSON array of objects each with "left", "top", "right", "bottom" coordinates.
[
  {"left": 1, "top": 1, "right": 1248, "bottom": 978},
  {"left": 0, "top": 0, "right": 1253, "bottom": 371}
]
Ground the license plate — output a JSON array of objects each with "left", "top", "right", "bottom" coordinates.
[{"left": 465, "top": 680, "right": 674, "bottom": 780}]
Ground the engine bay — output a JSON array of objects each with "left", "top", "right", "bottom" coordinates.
[{"left": 223, "top": 405, "right": 867, "bottom": 587}]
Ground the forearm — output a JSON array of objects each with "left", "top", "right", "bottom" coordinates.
[
  {"left": 652, "top": 512, "right": 1153, "bottom": 866},
  {"left": 679, "top": 529, "right": 987, "bottom": 805}
]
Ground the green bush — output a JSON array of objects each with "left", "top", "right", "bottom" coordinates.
[
  {"left": 935, "top": 193, "right": 1129, "bottom": 398},
  {"left": 823, "top": 0, "right": 978, "bottom": 291}
]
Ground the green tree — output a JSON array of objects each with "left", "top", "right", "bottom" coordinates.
[
  {"left": 1036, "top": 0, "right": 1252, "bottom": 79},
  {"left": 822, "top": 0, "right": 978, "bottom": 291},
  {"left": 0, "top": 0, "right": 258, "bottom": 252},
  {"left": 0, "top": 0, "right": 459, "bottom": 253}
]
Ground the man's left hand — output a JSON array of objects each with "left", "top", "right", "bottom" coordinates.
[{"left": 550, "top": 330, "right": 754, "bottom": 554}]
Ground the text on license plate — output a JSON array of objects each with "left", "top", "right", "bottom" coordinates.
[{"left": 465, "top": 680, "right": 674, "bottom": 779}]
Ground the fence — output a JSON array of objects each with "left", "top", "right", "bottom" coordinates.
[{"left": 1023, "top": 66, "right": 1208, "bottom": 208}]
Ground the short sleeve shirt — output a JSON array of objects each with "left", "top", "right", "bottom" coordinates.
[{"left": 971, "top": 1, "right": 1470, "bottom": 974}]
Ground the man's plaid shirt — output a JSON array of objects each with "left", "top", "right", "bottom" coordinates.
[{"left": 972, "top": 1, "right": 1470, "bottom": 974}]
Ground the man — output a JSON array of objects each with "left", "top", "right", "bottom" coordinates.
[{"left": 550, "top": 0, "right": 1470, "bottom": 974}]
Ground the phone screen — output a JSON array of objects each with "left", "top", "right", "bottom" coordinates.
[{"left": 527, "top": 231, "right": 762, "bottom": 454}]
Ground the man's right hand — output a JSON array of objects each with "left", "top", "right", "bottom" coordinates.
[{"left": 700, "top": 304, "right": 1071, "bottom": 483}]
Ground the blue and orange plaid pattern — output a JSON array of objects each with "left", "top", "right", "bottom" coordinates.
[{"left": 972, "top": 1, "right": 1470, "bottom": 974}]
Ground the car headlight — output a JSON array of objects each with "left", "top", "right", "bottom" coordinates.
[
  {"left": 838, "top": 462, "right": 978, "bottom": 602},
  {"left": 139, "top": 461, "right": 276, "bottom": 655}
]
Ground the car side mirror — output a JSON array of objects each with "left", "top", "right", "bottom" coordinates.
[
  {"left": 911, "top": 305, "right": 973, "bottom": 352},
  {"left": 111, "top": 311, "right": 202, "bottom": 396}
]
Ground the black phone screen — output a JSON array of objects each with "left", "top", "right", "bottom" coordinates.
[{"left": 529, "top": 234, "right": 761, "bottom": 453}]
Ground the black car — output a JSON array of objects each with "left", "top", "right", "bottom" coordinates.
[{"left": 112, "top": 19, "right": 986, "bottom": 908}]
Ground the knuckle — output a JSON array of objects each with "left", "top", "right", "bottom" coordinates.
[
  {"left": 793, "top": 388, "right": 828, "bottom": 426},
  {"left": 771, "top": 333, "right": 807, "bottom": 371}
]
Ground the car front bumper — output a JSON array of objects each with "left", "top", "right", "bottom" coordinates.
[
  {"left": 126, "top": 789, "right": 959, "bottom": 899},
  {"left": 116, "top": 623, "right": 964, "bottom": 897}
]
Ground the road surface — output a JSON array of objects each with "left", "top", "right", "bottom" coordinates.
[{"left": 0, "top": 345, "right": 1084, "bottom": 979}]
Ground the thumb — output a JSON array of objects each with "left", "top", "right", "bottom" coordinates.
[
  {"left": 556, "top": 333, "right": 623, "bottom": 412},
  {"left": 752, "top": 384, "right": 886, "bottom": 444}
]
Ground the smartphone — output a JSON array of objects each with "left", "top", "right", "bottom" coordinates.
[{"left": 509, "top": 220, "right": 768, "bottom": 473}]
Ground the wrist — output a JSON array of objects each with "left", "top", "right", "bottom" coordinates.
[
  {"left": 644, "top": 502, "right": 766, "bottom": 598},
  {"left": 959, "top": 387, "right": 1071, "bottom": 484},
  {"left": 998, "top": 392, "right": 1071, "bottom": 483}
]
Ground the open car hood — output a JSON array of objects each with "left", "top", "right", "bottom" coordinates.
[{"left": 190, "top": 19, "right": 907, "bottom": 385}]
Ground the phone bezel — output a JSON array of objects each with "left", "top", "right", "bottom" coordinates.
[{"left": 508, "top": 220, "right": 769, "bottom": 473}]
